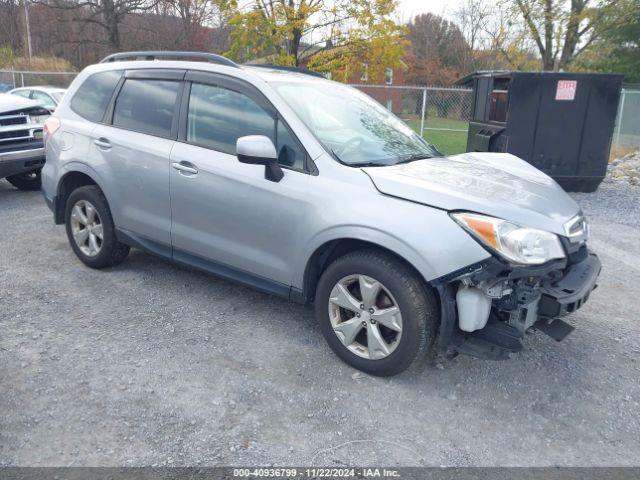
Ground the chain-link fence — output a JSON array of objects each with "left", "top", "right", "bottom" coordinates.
[
  {"left": 0, "top": 70, "right": 78, "bottom": 90},
  {"left": 352, "top": 84, "right": 640, "bottom": 157},
  {"left": 613, "top": 88, "right": 640, "bottom": 154},
  {"left": 349, "top": 84, "right": 473, "bottom": 155}
]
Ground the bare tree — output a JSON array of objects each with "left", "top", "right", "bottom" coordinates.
[
  {"left": 454, "top": 0, "right": 520, "bottom": 71},
  {"left": 0, "top": 0, "right": 24, "bottom": 52},
  {"left": 34, "top": 0, "right": 161, "bottom": 50},
  {"left": 454, "top": 0, "right": 531, "bottom": 71},
  {"left": 454, "top": 0, "right": 493, "bottom": 53},
  {"left": 510, "top": 0, "right": 619, "bottom": 70},
  {"left": 153, "top": 0, "right": 212, "bottom": 46}
]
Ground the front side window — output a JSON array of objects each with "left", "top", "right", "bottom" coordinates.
[
  {"left": 71, "top": 70, "right": 122, "bottom": 123},
  {"left": 112, "top": 79, "right": 180, "bottom": 138},
  {"left": 187, "top": 82, "right": 305, "bottom": 170},
  {"left": 187, "top": 83, "right": 272, "bottom": 155},
  {"left": 276, "top": 120, "right": 305, "bottom": 169},
  {"left": 271, "top": 79, "right": 440, "bottom": 166}
]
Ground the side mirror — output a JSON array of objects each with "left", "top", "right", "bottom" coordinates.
[{"left": 236, "top": 135, "right": 284, "bottom": 182}]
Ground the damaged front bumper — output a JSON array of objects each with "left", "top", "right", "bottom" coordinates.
[{"left": 433, "top": 243, "right": 601, "bottom": 360}]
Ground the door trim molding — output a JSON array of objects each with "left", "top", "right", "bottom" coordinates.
[
  {"left": 115, "top": 227, "right": 302, "bottom": 303},
  {"left": 172, "top": 248, "right": 292, "bottom": 300},
  {"left": 116, "top": 227, "right": 172, "bottom": 258}
]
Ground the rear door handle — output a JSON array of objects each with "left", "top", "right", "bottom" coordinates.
[
  {"left": 93, "top": 138, "right": 111, "bottom": 149},
  {"left": 172, "top": 161, "right": 198, "bottom": 175}
]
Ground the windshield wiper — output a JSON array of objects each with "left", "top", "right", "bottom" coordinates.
[
  {"left": 347, "top": 161, "right": 389, "bottom": 167},
  {"left": 394, "top": 154, "right": 435, "bottom": 165},
  {"left": 331, "top": 150, "right": 436, "bottom": 168},
  {"left": 331, "top": 149, "right": 388, "bottom": 167}
]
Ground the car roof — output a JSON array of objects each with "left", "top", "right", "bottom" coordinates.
[
  {"left": 66, "top": 58, "right": 332, "bottom": 161},
  {"left": 90, "top": 51, "right": 332, "bottom": 84},
  {"left": 244, "top": 66, "right": 329, "bottom": 83},
  {"left": 83, "top": 59, "right": 330, "bottom": 85},
  {"left": 12, "top": 86, "right": 66, "bottom": 93}
]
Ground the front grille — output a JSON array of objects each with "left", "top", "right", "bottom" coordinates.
[
  {"left": 0, "top": 112, "right": 40, "bottom": 147},
  {"left": 0, "top": 113, "right": 44, "bottom": 157},
  {"left": 0, "top": 114, "right": 28, "bottom": 127},
  {"left": 0, "top": 129, "right": 30, "bottom": 140},
  {"left": 0, "top": 138, "right": 43, "bottom": 154}
]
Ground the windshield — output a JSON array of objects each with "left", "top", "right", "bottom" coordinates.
[
  {"left": 271, "top": 80, "right": 441, "bottom": 166},
  {"left": 51, "top": 91, "right": 65, "bottom": 102}
]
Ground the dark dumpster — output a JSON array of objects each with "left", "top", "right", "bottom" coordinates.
[{"left": 456, "top": 71, "right": 623, "bottom": 192}]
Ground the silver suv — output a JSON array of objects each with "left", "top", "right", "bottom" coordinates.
[{"left": 42, "top": 52, "right": 600, "bottom": 376}]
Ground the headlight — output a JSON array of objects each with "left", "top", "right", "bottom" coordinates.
[{"left": 452, "top": 212, "right": 565, "bottom": 265}]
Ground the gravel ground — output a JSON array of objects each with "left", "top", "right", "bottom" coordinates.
[
  {"left": 1, "top": 177, "right": 639, "bottom": 467},
  {"left": 607, "top": 151, "right": 640, "bottom": 186}
]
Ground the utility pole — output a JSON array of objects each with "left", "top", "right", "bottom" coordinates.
[{"left": 24, "top": 0, "right": 33, "bottom": 59}]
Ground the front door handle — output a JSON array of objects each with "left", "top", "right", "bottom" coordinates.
[
  {"left": 93, "top": 138, "right": 111, "bottom": 149},
  {"left": 172, "top": 161, "right": 198, "bottom": 175}
]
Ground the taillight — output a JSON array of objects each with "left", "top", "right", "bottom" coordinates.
[{"left": 43, "top": 116, "right": 61, "bottom": 146}]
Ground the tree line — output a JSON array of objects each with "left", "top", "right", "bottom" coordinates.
[{"left": 0, "top": 0, "right": 638, "bottom": 84}]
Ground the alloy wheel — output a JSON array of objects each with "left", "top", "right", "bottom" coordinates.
[
  {"left": 328, "top": 274, "right": 403, "bottom": 360},
  {"left": 70, "top": 200, "right": 103, "bottom": 257}
]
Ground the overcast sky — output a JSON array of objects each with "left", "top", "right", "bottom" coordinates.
[{"left": 396, "top": 0, "right": 462, "bottom": 22}]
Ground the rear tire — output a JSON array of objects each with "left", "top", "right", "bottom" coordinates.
[
  {"left": 315, "top": 249, "right": 438, "bottom": 376},
  {"left": 65, "top": 185, "right": 130, "bottom": 269},
  {"left": 6, "top": 168, "right": 41, "bottom": 191}
]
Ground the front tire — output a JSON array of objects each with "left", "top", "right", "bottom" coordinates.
[
  {"left": 315, "top": 249, "right": 438, "bottom": 376},
  {"left": 6, "top": 168, "right": 41, "bottom": 191},
  {"left": 65, "top": 185, "right": 130, "bottom": 269}
]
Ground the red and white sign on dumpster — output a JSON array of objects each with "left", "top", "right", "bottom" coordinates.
[{"left": 556, "top": 80, "right": 577, "bottom": 101}]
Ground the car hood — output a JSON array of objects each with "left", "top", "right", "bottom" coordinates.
[
  {"left": 0, "top": 93, "right": 46, "bottom": 115},
  {"left": 362, "top": 152, "right": 580, "bottom": 236}
]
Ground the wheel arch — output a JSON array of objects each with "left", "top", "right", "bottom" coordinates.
[
  {"left": 301, "top": 236, "right": 435, "bottom": 304},
  {"left": 54, "top": 167, "right": 101, "bottom": 224}
]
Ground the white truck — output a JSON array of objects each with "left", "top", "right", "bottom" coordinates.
[{"left": 0, "top": 93, "right": 51, "bottom": 190}]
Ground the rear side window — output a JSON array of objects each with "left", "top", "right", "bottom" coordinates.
[
  {"left": 113, "top": 79, "right": 180, "bottom": 138},
  {"left": 70, "top": 70, "right": 122, "bottom": 122}
]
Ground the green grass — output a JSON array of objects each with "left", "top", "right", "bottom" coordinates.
[{"left": 405, "top": 117, "right": 469, "bottom": 156}]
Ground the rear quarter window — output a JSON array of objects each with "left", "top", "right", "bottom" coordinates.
[{"left": 70, "top": 70, "right": 122, "bottom": 123}]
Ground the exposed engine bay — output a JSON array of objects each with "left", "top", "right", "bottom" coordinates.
[{"left": 435, "top": 238, "right": 601, "bottom": 360}]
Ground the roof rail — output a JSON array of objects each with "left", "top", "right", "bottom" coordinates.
[
  {"left": 246, "top": 64, "right": 326, "bottom": 79},
  {"left": 100, "top": 51, "right": 239, "bottom": 68}
]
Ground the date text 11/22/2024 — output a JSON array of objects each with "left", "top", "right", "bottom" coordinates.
[{"left": 232, "top": 468, "right": 401, "bottom": 478}]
